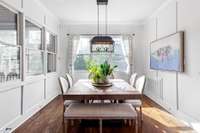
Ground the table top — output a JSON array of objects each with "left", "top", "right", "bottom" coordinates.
[{"left": 63, "top": 79, "right": 142, "bottom": 100}]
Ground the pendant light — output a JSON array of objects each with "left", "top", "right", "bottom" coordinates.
[{"left": 90, "top": 0, "right": 114, "bottom": 53}]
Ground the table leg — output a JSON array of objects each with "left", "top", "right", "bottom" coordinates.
[
  {"left": 135, "top": 118, "right": 138, "bottom": 133},
  {"left": 99, "top": 119, "right": 102, "bottom": 133},
  {"left": 140, "top": 106, "right": 143, "bottom": 126}
]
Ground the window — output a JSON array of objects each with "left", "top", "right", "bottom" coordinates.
[
  {"left": 0, "top": 5, "right": 20, "bottom": 83},
  {"left": 73, "top": 36, "right": 130, "bottom": 73},
  {"left": 25, "top": 20, "right": 44, "bottom": 75},
  {"left": 46, "top": 31, "right": 56, "bottom": 73}
]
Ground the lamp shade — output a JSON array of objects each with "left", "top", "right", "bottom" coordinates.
[
  {"left": 91, "top": 36, "right": 114, "bottom": 52},
  {"left": 91, "top": 36, "right": 114, "bottom": 44}
]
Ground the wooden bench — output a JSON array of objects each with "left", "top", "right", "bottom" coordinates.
[{"left": 64, "top": 103, "right": 138, "bottom": 133}]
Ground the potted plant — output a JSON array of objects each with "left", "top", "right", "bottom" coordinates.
[{"left": 86, "top": 60, "right": 117, "bottom": 84}]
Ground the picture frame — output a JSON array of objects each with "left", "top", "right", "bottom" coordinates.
[{"left": 150, "top": 31, "right": 184, "bottom": 72}]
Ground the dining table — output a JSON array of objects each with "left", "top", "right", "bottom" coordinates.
[{"left": 63, "top": 79, "right": 142, "bottom": 101}]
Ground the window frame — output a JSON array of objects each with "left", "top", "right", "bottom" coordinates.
[
  {"left": 24, "top": 18, "right": 45, "bottom": 77},
  {"left": 73, "top": 35, "right": 130, "bottom": 74},
  {"left": 45, "top": 29, "right": 57, "bottom": 73},
  {"left": 0, "top": 4, "right": 22, "bottom": 84}
]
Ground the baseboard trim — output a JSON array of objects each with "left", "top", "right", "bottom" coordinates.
[
  {"left": 144, "top": 92, "right": 200, "bottom": 132},
  {"left": 4, "top": 93, "right": 59, "bottom": 133}
]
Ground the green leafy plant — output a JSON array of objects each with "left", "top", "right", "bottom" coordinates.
[{"left": 86, "top": 60, "right": 117, "bottom": 84}]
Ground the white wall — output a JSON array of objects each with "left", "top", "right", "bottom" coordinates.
[
  {"left": 139, "top": 0, "right": 200, "bottom": 131},
  {"left": 60, "top": 23, "right": 144, "bottom": 82},
  {"left": 0, "top": 0, "right": 61, "bottom": 132}
]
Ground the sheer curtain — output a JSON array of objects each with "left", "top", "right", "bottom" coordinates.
[
  {"left": 67, "top": 35, "right": 80, "bottom": 75},
  {"left": 122, "top": 35, "right": 134, "bottom": 75},
  {"left": 72, "top": 35, "right": 80, "bottom": 76}
]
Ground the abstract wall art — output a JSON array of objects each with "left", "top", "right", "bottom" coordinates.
[{"left": 150, "top": 32, "right": 184, "bottom": 72}]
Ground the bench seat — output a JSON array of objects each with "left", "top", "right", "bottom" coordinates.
[{"left": 64, "top": 103, "right": 138, "bottom": 133}]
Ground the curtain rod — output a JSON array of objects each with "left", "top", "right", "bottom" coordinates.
[{"left": 66, "top": 33, "right": 135, "bottom": 36}]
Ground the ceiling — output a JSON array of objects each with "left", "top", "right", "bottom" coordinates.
[{"left": 40, "top": 0, "right": 166, "bottom": 24}]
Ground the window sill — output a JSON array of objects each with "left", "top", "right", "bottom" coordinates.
[
  {"left": 0, "top": 80, "right": 22, "bottom": 92},
  {"left": 46, "top": 72, "right": 58, "bottom": 78},
  {"left": 24, "top": 74, "right": 45, "bottom": 84}
]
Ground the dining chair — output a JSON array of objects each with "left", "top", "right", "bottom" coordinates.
[
  {"left": 130, "top": 73, "right": 137, "bottom": 87},
  {"left": 0, "top": 72, "right": 5, "bottom": 83},
  {"left": 66, "top": 73, "right": 73, "bottom": 88},
  {"left": 59, "top": 76, "right": 80, "bottom": 126},
  {"left": 126, "top": 75, "right": 146, "bottom": 126},
  {"left": 110, "top": 73, "right": 115, "bottom": 79},
  {"left": 59, "top": 77, "right": 78, "bottom": 107}
]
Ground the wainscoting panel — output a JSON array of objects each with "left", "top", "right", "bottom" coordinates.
[
  {"left": 158, "top": 71, "right": 177, "bottom": 111},
  {"left": 0, "top": 87, "right": 21, "bottom": 129},
  {"left": 23, "top": 81, "right": 45, "bottom": 114},
  {"left": 144, "top": 77, "right": 163, "bottom": 100},
  {"left": 46, "top": 74, "right": 60, "bottom": 100}
]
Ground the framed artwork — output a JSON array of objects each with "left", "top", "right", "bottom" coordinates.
[{"left": 150, "top": 31, "right": 184, "bottom": 72}]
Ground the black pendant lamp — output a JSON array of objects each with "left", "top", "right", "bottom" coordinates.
[{"left": 90, "top": 0, "right": 114, "bottom": 53}]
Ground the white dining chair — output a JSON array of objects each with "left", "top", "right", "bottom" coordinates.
[
  {"left": 129, "top": 73, "right": 137, "bottom": 87},
  {"left": 126, "top": 75, "right": 146, "bottom": 126},
  {"left": 66, "top": 73, "right": 73, "bottom": 88},
  {"left": 59, "top": 77, "right": 78, "bottom": 107}
]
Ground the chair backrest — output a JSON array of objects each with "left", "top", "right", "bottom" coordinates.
[
  {"left": 129, "top": 73, "right": 137, "bottom": 87},
  {"left": 110, "top": 73, "right": 115, "bottom": 79},
  {"left": 59, "top": 77, "right": 69, "bottom": 94},
  {"left": 135, "top": 75, "right": 146, "bottom": 94},
  {"left": 66, "top": 73, "right": 73, "bottom": 88}
]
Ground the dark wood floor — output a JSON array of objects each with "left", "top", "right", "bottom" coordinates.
[{"left": 14, "top": 96, "right": 195, "bottom": 133}]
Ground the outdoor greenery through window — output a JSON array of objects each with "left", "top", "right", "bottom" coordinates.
[
  {"left": 74, "top": 36, "right": 130, "bottom": 73},
  {"left": 25, "top": 20, "right": 44, "bottom": 75},
  {"left": 46, "top": 31, "right": 56, "bottom": 73},
  {"left": 0, "top": 5, "right": 20, "bottom": 83}
]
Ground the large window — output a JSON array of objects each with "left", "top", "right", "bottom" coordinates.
[
  {"left": 25, "top": 20, "right": 44, "bottom": 75},
  {"left": 73, "top": 36, "right": 130, "bottom": 73},
  {"left": 46, "top": 31, "right": 56, "bottom": 73},
  {"left": 0, "top": 5, "right": 20, "bottom": 83}
]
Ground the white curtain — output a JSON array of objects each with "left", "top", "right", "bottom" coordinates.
[
  {"left": 67, "top": 35, "right": 80, "bottom": 75},
  {"left": 72, "top": 35, "right": 80, "bottom": 63},
  {"left": 122, "top": 35, "right": 134, "bottom": 75}
]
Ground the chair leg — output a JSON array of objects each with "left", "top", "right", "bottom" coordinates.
[
  {"left": 71, "top": 120, "right": 74, "bottom": 126},
  {"left": 128, "top": 120, "right": 132, "bottom": 126},
  {"left": 63, "top": 103, "right": 66, "bottom": 133},
  {"left": 99, "top": 119, "right": 102, "bottom": 133},
  {"left": 64, "top": 120, "right": 68, "bottom": 133},
  {"left": 124, "top": 120, "right": 127, "bottom": 125},
  {"left": 135, "top": 118, "right": 138, "bottom": 133},
  {"left": 140, "top": 106, "right": 143, "bottom": 127}
]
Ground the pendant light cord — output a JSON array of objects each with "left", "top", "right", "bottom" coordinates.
[
  {"left": 105, "top": 5, "right": 108, "bottom": 35},
  {"left": 97, "top": 3, "right": 108, "bottom": 36},
  {"left": 97, "top": 5, "right": 100, "bottom": 35}
]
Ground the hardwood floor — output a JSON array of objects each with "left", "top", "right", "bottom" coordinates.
[{"left": 14, "top": 95, "right": 195, "bottom": 133}]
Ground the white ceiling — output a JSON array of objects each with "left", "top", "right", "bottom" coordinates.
[{"left": 40, "top": 0, "right": 166, "bottom": 24}]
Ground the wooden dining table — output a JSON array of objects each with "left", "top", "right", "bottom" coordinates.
[{"left": 63, "top": 79, "right": 142, "bottom": 101}]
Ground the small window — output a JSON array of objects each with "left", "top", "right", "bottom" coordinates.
[
  {"left": 46, "top": 32, "right": 56, "bottom": 52},
  {"left": 26, "top": 50, "right": 44, "bottom": 75},
  {"left": 47, "top": 53, "right": 56, "bottom": 72},
  {"left": 25, "top": 20, "right": 44, "bottom": 76},
  {"left": 25, "top": 20, "right": 42, "bottom": 50},
  {"left": 46, "top": 31, "right": 56, "bottom": 73},
  {"left": 0, "top": 5, "right": 20, "bottom": 83}
]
